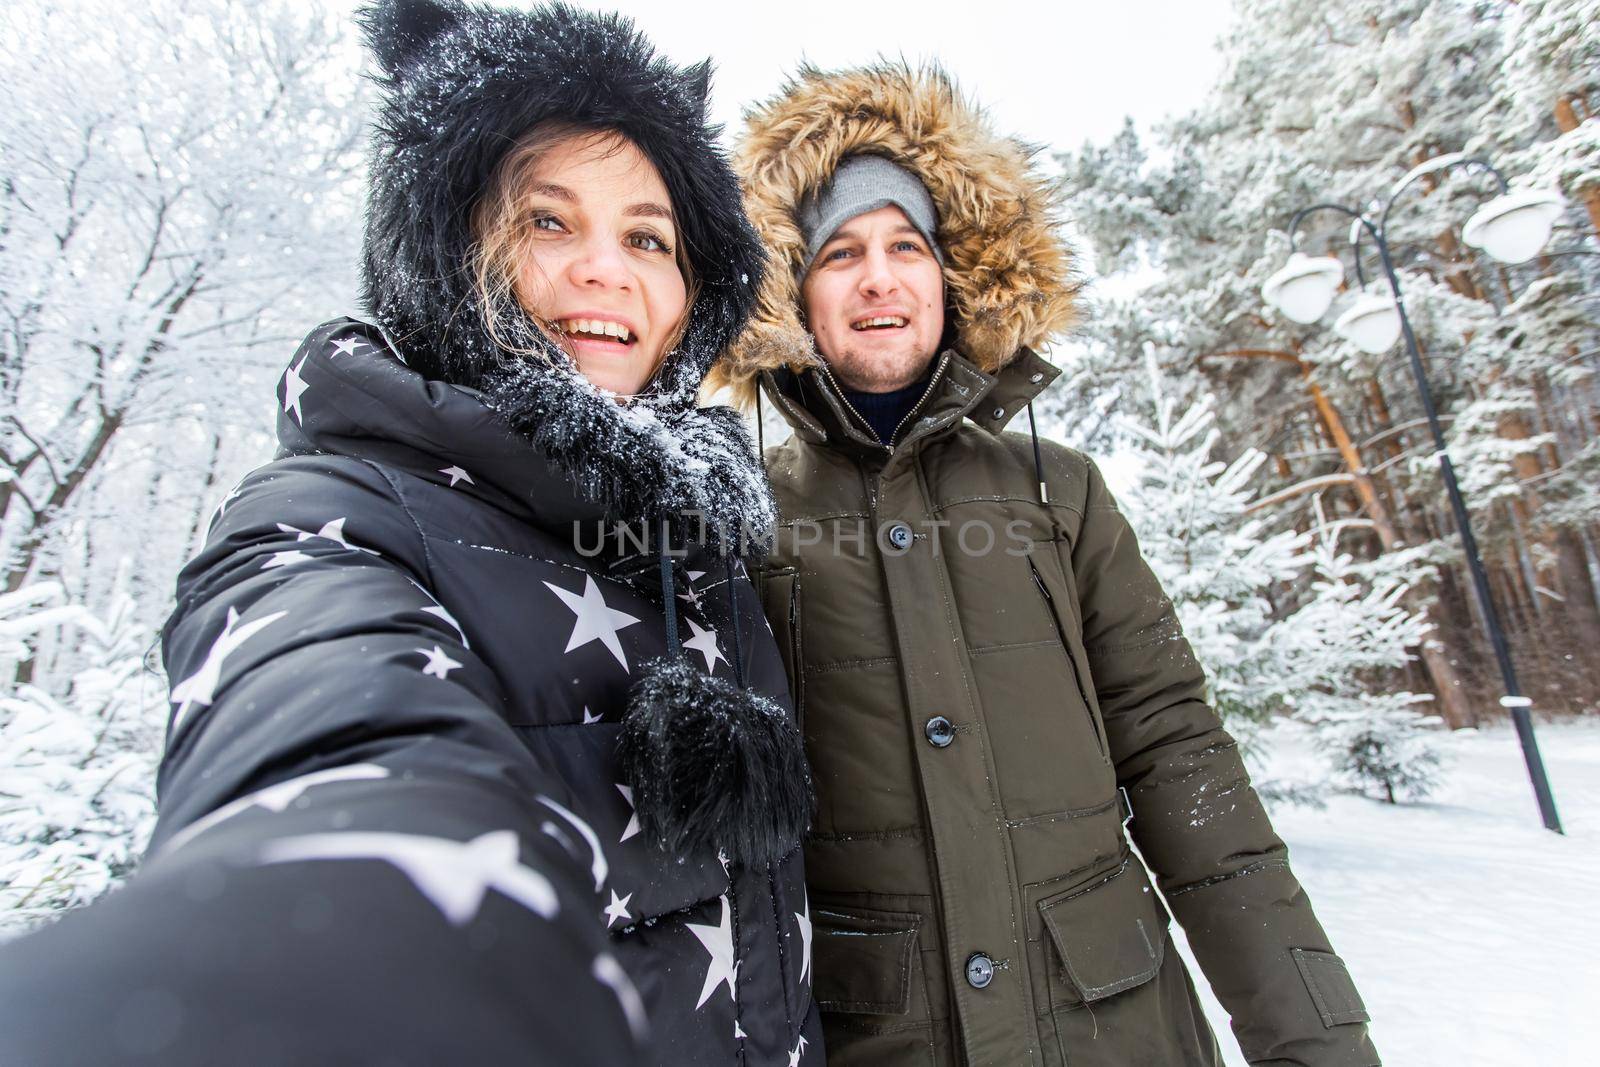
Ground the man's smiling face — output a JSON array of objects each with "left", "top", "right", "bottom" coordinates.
[{"left": 801, "top": 205, "right": 945, "bottom": 393}]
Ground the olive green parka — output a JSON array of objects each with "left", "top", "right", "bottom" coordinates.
[{"left": 710, "top": 64, "right": 1381, "bottom": 1067}]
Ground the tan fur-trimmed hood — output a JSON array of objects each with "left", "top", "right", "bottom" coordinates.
[{"left": 708, "top": 62, "right": 1081, "bottom": 406}]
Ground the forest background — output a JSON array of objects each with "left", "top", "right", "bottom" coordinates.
[{"left": 1, "top": 0, "right": 1595, "bottom": 954}]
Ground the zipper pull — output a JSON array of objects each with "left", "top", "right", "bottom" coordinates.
[{"left": 1029, "top": 558, "right": 1051, "bottom": 601}]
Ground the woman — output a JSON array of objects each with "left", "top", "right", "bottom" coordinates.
[{"left": 0, "top": 2, "right": 818, "bottom": 1064}]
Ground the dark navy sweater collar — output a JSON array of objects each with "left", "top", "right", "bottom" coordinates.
[{"left": 839, "top": 371, "right": 933, "bottom": 446}]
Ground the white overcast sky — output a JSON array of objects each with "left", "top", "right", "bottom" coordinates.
[
  {"left": 324, "top": 0, "right": 1238, "bottom": 155},
  {"left": 579, "top": 0, "right": 1236, "bottom": 154}
]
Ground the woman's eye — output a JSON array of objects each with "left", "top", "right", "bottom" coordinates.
[
  {"left": 530, "top": 214, "right": 565, "bottom": 233},
  {"left": 628, "top": 231, "right": 672, "bottom": 254}
]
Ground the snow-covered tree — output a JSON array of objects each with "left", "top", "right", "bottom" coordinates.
[
  {"left": 0, "top": 0, "right": 367, "bottom": 627},
  {"left": 1277, "top": 504, "right": 1444, "bottom": 802},
  {"left": 1058, "top": 0, "right": 1600, "bottom": 725},
  {"left": 1115, "top": 358, "right": 1307, "bottom": 734},
  {"left": 1116, "top": 362, "right": 1445, "bottom": 797},
  {"left": 1, "top": 570, "right": 164, "bottom": 937}
]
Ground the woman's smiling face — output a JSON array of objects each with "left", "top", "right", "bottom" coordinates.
[{"left": 511, "top": 132, "right": 689, "bottom": 396}]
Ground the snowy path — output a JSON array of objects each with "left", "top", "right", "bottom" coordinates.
[{"left": 1175, "top": 719, "right": 1600, "bottom": 1066}]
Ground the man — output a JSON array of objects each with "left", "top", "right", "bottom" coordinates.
[{"left": 710, "top": 64, "right": 1381, "bottom": 1066}]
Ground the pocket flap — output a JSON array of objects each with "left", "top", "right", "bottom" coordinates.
[
  {"left": 813, "top": 906, "right": 921, "bottom": 1015},
  {"left": 1039, "top": 858, "right": 1166, "bottom": 1002},
  {"left": 1291, "top": 949, "right": 1370, "bottom": 1028}
]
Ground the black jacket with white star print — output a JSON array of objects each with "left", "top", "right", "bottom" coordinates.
[{"left": 0, "top": 321, "right": 820, "bottom": 1067}]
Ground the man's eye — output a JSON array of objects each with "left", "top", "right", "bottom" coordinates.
[
  {"left": 823, "top": 247, "right": 853, "bottom": 262},
  {"left": 893, "top": 240, "right": 924, "bottom": 253}
]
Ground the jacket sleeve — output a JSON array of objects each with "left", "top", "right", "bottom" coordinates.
[
  {"left": 0, "top": 456, "right": 643, "bottom": 1066},
  {"left": 1064, "top": 451, "right": 1380, "bottom": 1067}
]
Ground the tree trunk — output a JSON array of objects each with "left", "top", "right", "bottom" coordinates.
[
  {"left": 1303, "top": 365, "right": 1481, "bottom": 727},
  {"left": 1554, "top": 96, "right": 1600, "bottom": 237}
]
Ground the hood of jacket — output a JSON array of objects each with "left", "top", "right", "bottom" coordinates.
[
  {"left": 707, "top": 62, "right": 1082, "bottom": 408},
  {"left": 356, "top": 0, "right": 772, "bottom": 545}
]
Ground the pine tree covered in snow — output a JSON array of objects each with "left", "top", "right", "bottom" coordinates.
[
  {"left": 1058, "top": 0, "right": 1600, "bottom": 726},
  {"left": 1281, "top": 505, "right": 1444, "bottom": 802},
  {"left": 1115, "top": 357, "right": 1306, "bottom": 735},
  {"left": 1117, "top": 364, "right": 1444, "bottom": 798},
  {"left": 0, "top": 574, "right": 164, "bottom": 937}
]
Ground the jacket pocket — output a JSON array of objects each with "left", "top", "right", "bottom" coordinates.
[
  {"left": 1026, "top": 553, "right": 1109, "bottom": 760},
  {"left": 1291, "top": 948, "right": 1370, "bottom": 1028},
  {"left": 813, "top": 906, "right": 923, "bottom": 1016},
  {"left": 1039, "top": 856, "right": 1167, "bottom": 1004},
  {"left": 757, "top": 567, "right": 804, "bottom": 727}
]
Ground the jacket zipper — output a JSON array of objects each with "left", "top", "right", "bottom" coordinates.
[
  {"left": 814, "top": 352, "right": 952, "bottom": 454},
  {"left": 1027, "top": 554, "right": 1110, "bottom": 762}
]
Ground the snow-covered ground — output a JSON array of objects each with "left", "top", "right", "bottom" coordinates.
[{"left": 1177, "top": 717, "right": 1600, "bottom": 1066}]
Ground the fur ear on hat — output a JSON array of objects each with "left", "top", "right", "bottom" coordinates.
[
  {"left": 358, "top": 0, "right": 464, "bottom": 77},
  {"left": 679, "top": 59, "right": 713, "bottom": 117}
]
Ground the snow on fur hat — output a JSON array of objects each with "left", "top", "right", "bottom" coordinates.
[{"left": 356, "top": 0, "right": 807, "bottom": 869}]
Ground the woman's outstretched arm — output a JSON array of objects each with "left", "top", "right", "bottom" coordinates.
[{"left": 0, "top": 456, "right": 643, "bottom": 1066}]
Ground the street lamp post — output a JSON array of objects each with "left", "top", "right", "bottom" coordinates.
[{"left": 1263, "top": 156, "right": 1566, "bottom": 834}]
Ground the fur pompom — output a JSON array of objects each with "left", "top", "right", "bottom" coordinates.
[{"left": 617, "top": 657, "right": 812, "bottom": 868}]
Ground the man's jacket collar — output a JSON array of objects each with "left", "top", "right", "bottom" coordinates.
[{"left": 760, "top": 347, "right": 1061, "bottom": 455}]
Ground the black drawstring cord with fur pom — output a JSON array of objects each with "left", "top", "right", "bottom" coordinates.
[{"left": 617, "top": 515, "right": 812, "bottom": 870}]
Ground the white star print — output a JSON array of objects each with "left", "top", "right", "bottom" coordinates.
[
  {"left": 593, "top": 952, "right": 648, "bottom": 1042},
  {"left": 678, "top": 585, "right": 703, "bottom": 609},
  {"left": 420, "top": 603, "right": 469, "bottom": 648},
  {"left": 259, "top": 829, "right": 557, "bottom": 926},
  {"left": 788, "top": 1035, "right": 809, "bottom": 1066},
  {"left": 276, "top": 517, "right": 377, "bottom": 555},
  {"left": 604, "top": 889, "right": 633, "bottom": 929},
  {"left": 687, "top": 894, "right": 738, "bottom": 1010},
  {"left": 581, "top": 706, "right": 602, "bottom": 724},
  {"left": 327, "top": 336, "right": 368, "bottom": 358},
  {"left": 796, "top": 893, "right": 813, "bottom": 986},
  {"left": 168, "top": 606, "right": 289, "bottom": 733},
  {"left": 734, "top": 1021, "right": 747, "bottom": 1041},
  {"left": 416, "top": 645, "right": 462, "bottom": 679},
  {"left": 261, "top": 550, "right": 312, "bottom": 570},
  {"left": 439, "top": 465, "right": 474, "bottom": 487},
  {"left": 616, "top": 783, "right": 641, "bottom": 842},
  {"left": 159, "top": 764, "right": 391, "bottom": 856},
  {"left": 534, "top": 794, "right": 607, "bottom": 892},
  {"left": 544, "top": 575, "right": 641, "bottom": 671},
  {"left": 682, "top": 617, "right": 726, "bottom": 675},
  {"left": 281, "top": 356, "right": 311, "bottom": 425},
  {"left": 687, "top": 570, "right": 707, "bottom": 583},
  {"left": 717, "top": 848, "right": 731, "bottom": 877},
  {"left": 210, "top": 484, "right": 244, "bottom": 526}
]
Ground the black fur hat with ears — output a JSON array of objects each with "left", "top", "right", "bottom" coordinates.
[
  {"left": 355, "top": 0, "right": 765, "bottom": 401},
  {"left": 354, "top": 0, "right": 776, "bottom": 550}
]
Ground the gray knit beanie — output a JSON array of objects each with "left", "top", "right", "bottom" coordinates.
[{"left": 797, "top": 155, "right": 944, "bottom": 273}]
